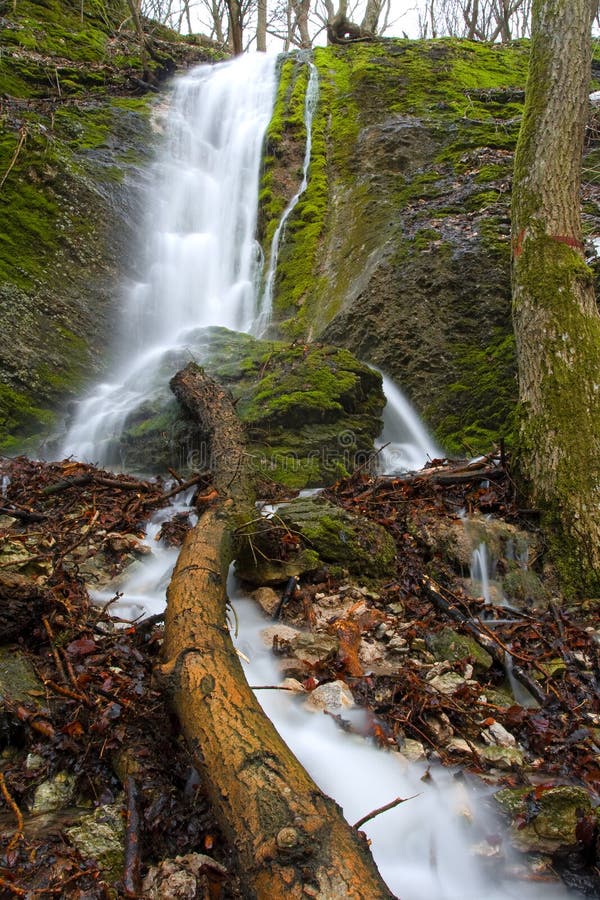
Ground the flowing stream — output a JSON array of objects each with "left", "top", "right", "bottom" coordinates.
[
  {"left": 255, "top": 58, "right": 319, "bottom": 337},
  {"left": 61, "top": 55, "right": 571, "bottom": 898}
]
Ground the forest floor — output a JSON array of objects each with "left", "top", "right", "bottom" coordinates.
[{"left": 0, "top": 454, "right": 598, "bottom": 898}]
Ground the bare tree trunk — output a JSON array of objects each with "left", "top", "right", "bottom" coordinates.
[
  {"left": 256, "top": 0, "right": 267, "bottom": 50},
  {"left": 184, "top": 0, "right": 193, "bottom": 33},
  {"left": 211, "top": 0, "right": 226, "bottom": 44},
  {"left": 361, "top": 0, "right": 382, "bottom": 32},
  {"left": 160, "top": 365, "right": 395, "bottom": 898},
  {"left": 464, "top": 0, "right": 480, "bottom": 37},
  {"left": 511, "top": 0, "right": 600, "bottom": 595},
  {"left": 125, "top": 0, "right": 149, "bottom": 73},
  {"left": 226, "top": 0, "right": 243, "bottom": 53},
  {"left": 293, "top": 0, "right": 312, "bottom": 47}
]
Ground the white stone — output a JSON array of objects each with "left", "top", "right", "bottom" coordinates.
[
  {"left": 481, "top": 720, "right": 517, "bottom": 747},
  {"left": 260, "top": 624, "right": 300, "bottom": 647},
  {"left": 304, "top": 680, "right": 355, "bottom": 713}
]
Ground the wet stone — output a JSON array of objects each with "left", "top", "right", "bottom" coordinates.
[
  {"left": 305, "top": 680, "right": 355, "bottom": 712},
  {"left": 427, "top": 627, "right": 493, "bottom": 672}
]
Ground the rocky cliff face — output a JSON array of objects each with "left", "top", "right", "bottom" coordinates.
[
  {"left": 2, "top": 24, "right": 600, "bottom": 460},
  {"left": 0, "top": 0, "right": 213, "bottom": 451},
  {"left": 262, "top": 41, "right": 600, "bottom": 455}
]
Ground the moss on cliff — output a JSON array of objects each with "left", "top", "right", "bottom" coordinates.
[
  {"left": 112, "top": 327, "right": 384, "bottom": 487},
  {"left": 0, "top": 0, "right": 211, "bottom": 452},
  {"left": 262, "top": 39, "right": 536, "bottom": 455}
]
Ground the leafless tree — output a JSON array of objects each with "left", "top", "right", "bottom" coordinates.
[{"left": 416, "top": 0, "right": 532, "bottom": 39}]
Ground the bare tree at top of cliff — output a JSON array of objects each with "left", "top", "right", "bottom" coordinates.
[
  {"left": 511, "top": 0, "right": 600, "bottom": 595},
  {"left": 417, "top": 0, "right": 532, "bottom": 38}
]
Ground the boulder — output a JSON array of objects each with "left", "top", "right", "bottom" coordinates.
[
  {"left": 236, "top": 496, "right": 396, "bottom": 585},
  {"left": 494, "top": 785, "right": 594, "bottom": 853}
]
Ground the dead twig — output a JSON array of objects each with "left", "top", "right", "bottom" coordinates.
[
  {"left": 42, "top": 616, "right": 68, "bottom": 684},
  {"left": 0, "top": 773, "right": 25, "bottom": 851},
  {"left": 0, "top": 126, "right": 27, "bottom": 192},
  {"left": 353, "top": 794, "right": 420, "bottom": 830},
  {"left": 123, "top": 776, "right": 141, "bottom": 897}
]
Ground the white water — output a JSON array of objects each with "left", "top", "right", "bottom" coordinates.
[
  {"left": 255, "top": 58, "right": 319, "bottom": 336},
  {"left": 471, "top": 541, "right": 493, "bottom": 605},
  {"left": 377, "top": 373, "right": 443, "bottom": 473},
  {"left": 61, "top": 53, "right": 278, "bottom": 465},
  {"left": 58, "top": 56, "right": 571, "bottom": 898},
  {"left": 232, "top": 590, "right": 569, "bottom": 899}
]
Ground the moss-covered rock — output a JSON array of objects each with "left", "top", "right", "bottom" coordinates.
[
  {"left": 427, "top": 626, "right": 493, "bottom": 672},
  {"left": 494, "top": 785, "right": 594, "bottom": 853},
  {"left": 65, "top": 801, "right": 126, "bottom": 882},
  {"left": 236, "top": 495, "right": 396, "bottom": 584},
  {"left": 261, "top": 40, "right": 599, "bottom": 455},
  {"left": 111, "top": 326, "right": 385, "bottom": 486}
]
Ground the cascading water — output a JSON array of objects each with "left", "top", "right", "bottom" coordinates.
[
  {"left": 377, "top": 372, "right": 442, "bottom": 473},
  {"left": 470, "top": 541, "right": 493, "bottom": 605},
  {"left": 61, "top": 52, "right": 278, "bottom": 465},
  {"left": 59, "top": 55, "right": 571, "bottom": 899},
  {"left": 254, "top": 59, "right": 319, "bottom": 337}
]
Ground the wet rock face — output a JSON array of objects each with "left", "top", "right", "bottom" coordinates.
[
  {"left": 263, "top": 40, "right": 600, "bottom": 456},
  {"left": 356, "top": 115, "right": 435, "bottom": 175}
]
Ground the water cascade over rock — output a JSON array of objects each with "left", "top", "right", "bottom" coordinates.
[{"left": 62, "top": 53, "right": 278, "bottom": 464}]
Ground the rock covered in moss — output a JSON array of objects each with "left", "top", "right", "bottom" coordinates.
[
  {"left": 115, "top": 326, "right": 385, "bottom": 486},
  {"left": 427, "top": 626, "right": 493, "bottom": 672},
  {"left": 65, "top": 801, "right": 126, "bottom": 882},
  {"left": 494, "top": 785, "right": 594, "bottom": 853},
  {"left": 236, "top": 495, "right": 395, "bottom": 584}
]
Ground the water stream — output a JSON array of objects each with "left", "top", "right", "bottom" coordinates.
[
  {"left": 59, "top": 55, "right": 570, "bottom": 898},
  {"left": 255, "top": 58, "right": 319, "bottom": 337}
]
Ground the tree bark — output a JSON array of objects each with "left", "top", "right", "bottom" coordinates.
[
  {"left": 226, "top": 0, "right": 244, "bottom": 54},
  {"left": 361, "top": 0, "right": 382, "bottom": 33},
  {"left": 292, "top": 0, "right": 312, "bottom": 48},
  {"left": 511, "top": 0, "right": 600, "bottom": 595},
  {"left": 256, "top": 0, "right": 267, "bottom": 51},
  {"left": 161, "top": 364, "right": 394, "bottom": 899}
]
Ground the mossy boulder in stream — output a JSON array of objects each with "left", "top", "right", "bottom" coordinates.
[
  {"left": 494, "top": 785, "right": 595, "bottom": 853},
  {"left": 236, "top": 495, "right": 396, "bottom": 584},
  {"left": 109, "top": 326, "right": 385, "bottom": 487}
]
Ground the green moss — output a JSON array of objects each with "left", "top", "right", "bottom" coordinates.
[
  {"left": 112, "top": 327, "right": 384, "bottom": 486},
  {"left": 513, "top": 230, "right": 600, "bottom": 595},
  {"left": 0, "top": 384, "right": 54, "bottom": 452},
  {"left": 277, "top": 497, "right": 397, "bottom": 579},
  {"left": 431, "top": 329, "right": 517, "bottom": 455}
]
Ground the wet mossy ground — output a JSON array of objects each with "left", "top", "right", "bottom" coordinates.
[
  {"left": 262, "top": 39, "right": 600, "bottom": 456},
  {"left": 0, "top": 0, "right": 214, "bottom": 452}
]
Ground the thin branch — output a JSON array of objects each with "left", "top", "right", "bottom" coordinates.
[{"left": 353, "top": 793, "right": 420, "bottom": 830}]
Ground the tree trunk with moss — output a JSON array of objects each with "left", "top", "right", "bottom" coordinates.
[
  {"left": 160, "top": 364, "right": 393, "bottom": 899},
  {"left": 511, "top": 0, "right": 600, "bottom": 595}
]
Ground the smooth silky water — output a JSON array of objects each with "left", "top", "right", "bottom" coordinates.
[{"left": 59, "top": 54, "right": 572, "bottom": 898}]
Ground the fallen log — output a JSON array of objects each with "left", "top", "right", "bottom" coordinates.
[{"left": 161, "top": 363, "right": 393, "bottom": 899}]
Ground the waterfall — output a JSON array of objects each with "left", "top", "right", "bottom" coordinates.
[
  {"left": 254, "top": 59, "right": 319, "bottom": 337},
  {"left": 470, "top": 541, "right": 493, "bottom": 604},
  {"left": 61, "top": 53, "right": 278, "bottom": 465},
  {"left": 376, "top": 372, "right": 442, "bottom": 474}
]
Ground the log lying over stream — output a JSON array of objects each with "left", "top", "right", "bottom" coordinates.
[{"left": 161, "top": 363, "right": 393, "bottom": 899}]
